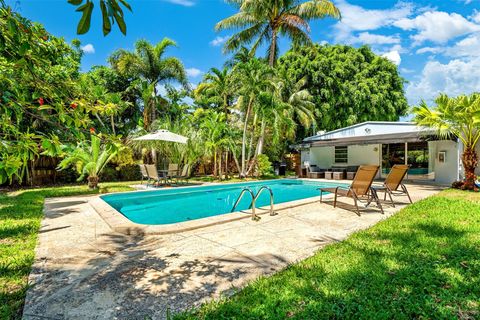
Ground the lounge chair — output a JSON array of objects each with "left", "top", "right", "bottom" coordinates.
[
  {"left": 145, "top": 164, "right": 165, "bottom": 186},
  {"left": 372, "top": 164, "right": 412, "bottom": 207},
  {"left": 139, "top": 164, "right": 149, "bottom": 184},
  {"left": 319, "top": 165, "right": 383, "bottom": 215}
]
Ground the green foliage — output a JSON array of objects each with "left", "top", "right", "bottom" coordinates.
[
  {"left": 176, "top": 190, "right": 480, "bottom": 319},
  {"left": 0, "top": 182, "right": 136, "bottom": 319},
  {"left": 216, "top": 0, "right": 340, "bottom": 65},
  {"left": 256, "top": 154, "right": 272, "bottom": 176},
  {"left": 68, "top": 0, "right": 132, "bottom": 35},
  {"left": 0, "top": 3, "right": 95, "bottom": 184},
  {"left": 57, "top": 134, "right": 125, "bottom": 188},
  {"left": 277, "top": 44, "right": 409, "bottom": 132}
]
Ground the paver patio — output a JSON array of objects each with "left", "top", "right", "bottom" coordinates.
[{"left": 22, "top": 181, "right": 443, "bottom": 319}]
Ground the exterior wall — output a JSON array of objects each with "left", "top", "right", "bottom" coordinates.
[
  {"left": 429, "top": 140, "right": 459, "bottom": 185},
  {"left": 305, "top": 144, "right": 380, "bottom": 168}
]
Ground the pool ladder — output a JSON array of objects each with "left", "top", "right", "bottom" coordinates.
[{"left": 231, "top": 186, "right": 277, "bottom": 220}]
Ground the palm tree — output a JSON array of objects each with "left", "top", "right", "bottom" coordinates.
[
  {"left": 58, "top": 135, "right": 124, "bottom": 189},
  {"left": 413, "top": 93, "right": 480, "bottom": 190},
  {"left": 109, "top": 38, "right": 188, "bottom": 130},
  {"left": 216, "top": 0, "right": 341, "bottom": 66},
  {"left": 234, "top": 58, "right": 274, "bottom": 177},
  {"left": 195, "top": 67, "right": 235, "bottom": 116},
  {"left": 200, "top": 111, "right": 228, "bottom": 178}
]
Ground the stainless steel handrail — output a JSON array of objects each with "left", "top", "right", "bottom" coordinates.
[
  {"left": 250, "top": 186, "right": 276, "bottom": 216},
  {"left": 231, "top": 187, "right": 257, "bottom": 220}
]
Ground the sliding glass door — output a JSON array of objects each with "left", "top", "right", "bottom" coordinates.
[{"left": 381, "top": 142, "right": 430, "bottom": 178}]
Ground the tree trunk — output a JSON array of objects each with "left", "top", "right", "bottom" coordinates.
[
  {"left": 246, "top": 118, "right": 266, "bottom": 176},
  {"left": 213, "top": 149, "right": 217, "bottom": 178},
  {"left": 241, "top": 97, "right": 254, "bottom": 177},
  {"left": 462, "top": 147, "right": 478, "bottom": 190},
  {"left": 110, "top": 114, "right": 116, "bottom": 135},
  {"left": 268, "top": 28, "right": 278, "bottom": 67},
  {"left": 88, "top": 176, "right": 99, "bottom": 189},
  {"left": 218, "top": 150, "right": 222, "bottom": 180}
]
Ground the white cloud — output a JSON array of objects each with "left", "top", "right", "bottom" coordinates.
[
  {"left": 394, "top": 11, "right": 480, "bottom": 45},
  {"left": 382, "top": 50, "right": 401, "bottom": 65},
  {"left": 470, "top": 10, "right": 480, "bottom": 23},
  {"left": 416, "top": 46, "right": 444, "bottom": 54},
  {"left": 81, "top": 43, "right": 95, "bottom": 54},
  {"left": 210, "top": 35, "right": 229, "bottom": 46},
  {"left": 186, "top": 67, "right": 202, "bottom": 78},
  {"left": 406, "top": 57, "right": 480, "bottom": 104},
  {"left": 351, "top": 32, "right": 401, "bottom": 45},
  {"left": 163, "top": 0, "right": 195, "bottom": 6},
  {"left": 333, "top": 0, "right": 414, "bottom": 41}
]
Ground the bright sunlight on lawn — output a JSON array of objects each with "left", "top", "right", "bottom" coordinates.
[
  {"left": 0, "top": 182, "right": 136, "bottom": 319},
  {"left": 176, "top": 189, "right": 480, "bottom": 319}
]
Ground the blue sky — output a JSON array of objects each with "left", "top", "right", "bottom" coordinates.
[{"left": 8, "top": 0, "right": 480, "bottom": 106}]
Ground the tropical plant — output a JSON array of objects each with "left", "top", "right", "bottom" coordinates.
[
  {"left": 277, "top": 44, "right": 409, "bottom": 132},
  {"left": 68, "top": 0, "right": 132, "bottom": 36},
  {"left": 109, "top": 38, "right": 189, "bottom": 130},
  {"left": 256, "top": 154, "right": 272, "bottom": 177},
  {"left": 58, "top": 134, "right": 124, "bottom": 189},
  {"left": 413, "top": 93, "right": 480, "bottom": 190},
  {"left": 216, "top": 0, "right": 340, "bottom": 66},
  {"left": 234, "top": 58, "right": 274, "bottom": 177},
  {"left": 0, "top": 3, "right": 96, "bottom": 185},
  {"left": 200, "top": 111, "right": 228, "bottom": 178},
  {"left": 195, "top": 67, "right": 235, "bottom": 115}
]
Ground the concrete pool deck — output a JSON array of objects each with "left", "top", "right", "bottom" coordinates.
[{"left": 22, "top": 180, "right": 443, "bottom": 319}]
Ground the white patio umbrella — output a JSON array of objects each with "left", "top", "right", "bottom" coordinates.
[{"left": 133, "top": 129, "right": 188, "bottom": 144}]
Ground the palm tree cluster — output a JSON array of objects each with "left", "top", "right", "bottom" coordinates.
[{"left": 194, "top": 55, "right": 316, "bottom": 178}]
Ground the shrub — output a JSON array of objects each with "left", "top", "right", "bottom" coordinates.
[{"left": 256, "top": 154, "right": 272, "bottom": 177}]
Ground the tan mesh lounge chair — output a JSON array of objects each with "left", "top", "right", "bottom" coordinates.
[
  {"left": 372, "top": 164, "right": 412, "bottom": 207},
  {"left": 319, "top": 165, "right": 383, "bottom": 216},
  {"left": 139, "top": 164, "right": 149, "bottom": 184},
  {"left": 145, "top": 164, "right": 165, "bottom": 186}
]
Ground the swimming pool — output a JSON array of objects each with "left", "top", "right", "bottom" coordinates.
[{"left": 100, "top": 179, "right": 345, "bottom": 225}]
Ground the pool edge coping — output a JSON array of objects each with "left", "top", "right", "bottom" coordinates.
[{"left": 89, "top": 183, "right": 338, "bottom": 235}]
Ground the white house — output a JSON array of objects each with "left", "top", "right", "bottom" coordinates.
[{"left": 299, "top": 121, "right": 479, "bottom": 185}]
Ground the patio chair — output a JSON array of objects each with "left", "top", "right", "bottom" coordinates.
[
  {"left": 139, "top": 164, "right": 149, "bottom": 184},
  {"left": 371, "top": 164, "right": 412, "bottom": 207},
  {"left": 167, "top": 163, "right": 179, "bottom": 183},
  {"left": 319, "top": 165, "right": 383, "bottom": 216},
  {"left": 145, "top": 164, "right": 165, "bottom": 186},
  {"left": 173, "top": 164, "right": 191, "bottom": 184}
]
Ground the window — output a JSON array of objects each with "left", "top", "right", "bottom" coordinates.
[{"left": 335, "top": 146, "right": 348, "bottom": 163}]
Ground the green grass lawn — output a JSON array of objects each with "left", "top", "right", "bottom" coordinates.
[
  {"left": 176, "top": 189, "right": 480, "bottom": 320},
  {"left": 0, "top": 182, "right": 137, "bottom": 320}
]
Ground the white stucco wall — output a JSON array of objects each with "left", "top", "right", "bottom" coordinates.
[
  {"left": 429, "top": 140, "right": 459, "bottom": 185},
  {"left": 304, "top": 144, "right": 380, "bottom": 168}
]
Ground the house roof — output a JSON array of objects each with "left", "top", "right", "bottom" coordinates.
[
  {"left": 304, "top": 121, "right": 420, "bottom": 142},
  {"left": 309, "top": 131, "right": 438, "bottom": 147}
]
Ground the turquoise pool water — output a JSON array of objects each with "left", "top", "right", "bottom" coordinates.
[{"left": 101, "top": 179, "right": 345, "bottom": 225}]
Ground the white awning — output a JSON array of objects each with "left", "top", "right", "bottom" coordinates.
[{"left": 133, "top": 130, "right": 188, "bottom": 144}]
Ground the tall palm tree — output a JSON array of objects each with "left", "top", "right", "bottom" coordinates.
[
  {"left": 216, "top": 0, "right": 341, "bottom": 66},
  {"left": 234, "top": 58, "right": 274, "bottom": 177},
  {"left": 109, "top": 38, "right": 188, "bottom": 130},
  {"left": 413, "top": 93, "right": 480, "bottom": 190}
]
